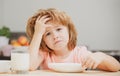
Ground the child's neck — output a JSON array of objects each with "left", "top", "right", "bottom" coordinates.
[{"left": 53, "top": 48, "right": 71, "bottom": 59}]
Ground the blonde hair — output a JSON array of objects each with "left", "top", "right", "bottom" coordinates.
[{"left": 26, "top": 8, "right": 77, "bottom": 52}]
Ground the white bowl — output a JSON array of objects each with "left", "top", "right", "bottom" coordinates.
[
  {"left": 0, "top": 60, "right": 11, "bottom": 73},
  {"left": 48, "top": 63, "right": 84, "bottom": 73}
]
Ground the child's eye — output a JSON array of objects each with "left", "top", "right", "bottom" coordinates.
[
  {"left": 46, "top": 32, "right": 51, "bottom": 36},
  {"left": 56, "top": 28, "right": 62, "bottom": 31}
]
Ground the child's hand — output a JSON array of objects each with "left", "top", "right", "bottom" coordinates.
[
  {"left": 82, "top": 52, "right": 104, "bottom": 70},
  {"left": 35, "top": 15, "right": 51, "bottom": 34}
]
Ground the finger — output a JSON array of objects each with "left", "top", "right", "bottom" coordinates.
[
  {"left": 82, "top": 56, "right": 89, "bottom": 66},
  {"left": 92, "top": 62, "right": 99, "bottom": 69},
  {"left": 36, "top": 16, "right": 41, "bottom": 22},
  {"left": 91, "top": 61, "right": 95, "bottom": 69},
  {"left": 88, "top": 61, "right": 94, "bottom": 69},
  {"left": 40, "top": 15, "right": 50, "bottom": 20},
  {"left": 36, "top": 15, "right": 49, "bottom": 22},
  {"left": 39, "top": 16, "right": 51, "bottom": 24},
  {"left": 43, "top": 17, "right": 51, "bottom": 24},
  {"left": 82, "top": 66, "right": 87, "bottom": 72},
  {"left": 84, "top": 58, "right": 92, "bottom": 67}
]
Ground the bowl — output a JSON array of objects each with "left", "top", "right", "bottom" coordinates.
[
  {"left": 0, "top": 60, "right": 11, "bottom": 73},
  {"left": 48, "top": 63, "right": 84, "bottom": 73}
]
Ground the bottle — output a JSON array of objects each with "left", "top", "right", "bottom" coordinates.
[{"left": 11, "top": 47, "right": 29, "bottom": 74}]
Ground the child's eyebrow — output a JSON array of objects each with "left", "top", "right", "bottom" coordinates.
[{"left": 45, "top": 25, "right": 61, "bottom": 32}]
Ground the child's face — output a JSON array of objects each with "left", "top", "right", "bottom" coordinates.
[{"left": 43, "top": 23, "right": 69, "bottom": 51}]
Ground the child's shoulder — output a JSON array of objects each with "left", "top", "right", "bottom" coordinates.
[
  {"left": 73, "top": 45, "right": 91, "bottom": 56},
  {"left": 74, "top": 45, "right": 88, "bottom": 51}
]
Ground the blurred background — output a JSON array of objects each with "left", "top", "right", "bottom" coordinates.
[{"left": 0, "top": 0, "right": 120, "bottom": 61}]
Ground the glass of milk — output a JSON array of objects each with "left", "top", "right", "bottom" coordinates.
[{"left": 11, "top": 47, "right": 29, "bottom": 74}]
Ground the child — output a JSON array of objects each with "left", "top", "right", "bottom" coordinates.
[{"left": 26, "top": 8, "right": 120, "bottom": 72}]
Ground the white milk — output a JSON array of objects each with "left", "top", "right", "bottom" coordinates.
[{"left": 11, "top": 47, "right": 29, "bottom": 74}]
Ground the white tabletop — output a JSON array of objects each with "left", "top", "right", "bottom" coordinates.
[{"left": 0, "top": 70, "right": 120, "bottom": 76}]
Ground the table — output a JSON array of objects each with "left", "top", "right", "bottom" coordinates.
[{"left": 0, "top": 70, "right": 120, "bottom": 76}]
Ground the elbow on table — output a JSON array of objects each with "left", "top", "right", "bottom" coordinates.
[
  {"left": 111, "top": 63, "right": 120, "bottom": 72},
  {"left": 108, "top": 66, "right": 120, "bottom": 72},
  {"left": 109, "top": 68, "right": 120, "bottom": 72},
  {"left": 98, "top": 63, "right": 120, "bottom": 72}
]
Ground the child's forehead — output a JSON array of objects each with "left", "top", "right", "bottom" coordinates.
[
  {"left": 46, "top": 24, "right": 61, "bottom": 30},
  {"left": 47, "top": 22, "right": 63, "bottom": 27},
  {"left": 45, "top": 24, "right": 65, "bottom": 32}
]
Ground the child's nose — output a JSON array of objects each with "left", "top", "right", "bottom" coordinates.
[{"left": 53, "top": 32, "right": 59, "bottom": 40}]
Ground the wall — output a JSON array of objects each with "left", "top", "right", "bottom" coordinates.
[
  {"left": 1, "top": 0, "right": 120, "bottom": 50},
  {"left": 0, "top": 0, "right": 4, "bottom": 26}
]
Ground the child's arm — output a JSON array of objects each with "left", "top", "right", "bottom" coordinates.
[
  {"left": 95, "top": 52, "right": 120, "bottom": 71},
  {"left": 82, "top": 52, "right": 120, "bottom": 72},
  {"left": 28, "top": 15, "right": 51, "bottom": 71},
  {"left": 28, "top": 32, "right": 44, "bottom": 71}
]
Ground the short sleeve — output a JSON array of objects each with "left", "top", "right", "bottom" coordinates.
[{"left": 77, "top": 46, "right": 92, "bottom": 63}]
